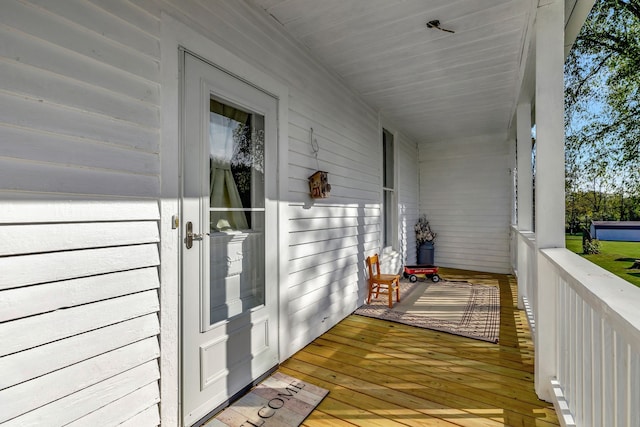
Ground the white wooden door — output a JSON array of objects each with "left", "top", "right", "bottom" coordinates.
[{"left": 182, "top": 51, "right": 279, "bottom": 426}]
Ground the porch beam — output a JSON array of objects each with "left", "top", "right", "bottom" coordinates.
[{"left": 534, "top": 0, "right": 565, "bottom": 402}]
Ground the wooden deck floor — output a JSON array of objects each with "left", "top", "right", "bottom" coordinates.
[{"left": 278, "top": 268, "right": 560, "bottom": 427}]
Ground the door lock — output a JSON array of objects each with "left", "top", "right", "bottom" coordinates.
[{"left": 185, "top": 221, "right": 206, "bottom": 249}]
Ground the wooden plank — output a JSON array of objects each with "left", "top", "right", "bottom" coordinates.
[
  {"left": 0, "top": 313, "right": 159, "bottom": 388},
  {"left": 0, "top": 337, "right": 159, "bottom": 423},
  {"left": 66, "top": 382, "right": 160, "bottom": 427},
  {"left": 0, "top": 221, "right": 159, "bottom": 256},
  {"left": 0, "top": 199, "right": 159, "bottom": 223},
  {"left": 273, "top": 269, "right": 561, "bottom": 427},
  {"left": 279, "top": 364, "right": 488, "bottom": 427},
  {"left": 0, "top": 268, "right": 158, "bottom": 322},
  {"left": 2, "top": 361, "right": 159, "bottom": 427},
  {"left": 0, "top": 290, "right": 159, "bottom": 356},
  {"left": 0, "top": 244, "right": 159, "bottom": 290}
]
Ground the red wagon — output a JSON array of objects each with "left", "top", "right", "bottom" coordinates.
[{"left": 403, "top": 265, "right": 440, "bottom": 282}]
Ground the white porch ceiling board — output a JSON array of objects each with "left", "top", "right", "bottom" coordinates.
[{"left": 252, "top": 0, "right": 531, "bottom": 143}]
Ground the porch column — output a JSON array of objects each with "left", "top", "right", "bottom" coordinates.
[
  {"left": 516, "top": 102, "right": 534, "bottom": 310},
  {"left": 534, "top": 0, "right": 565, "bottom": 401},
  {"left": 517, "top": 102, "right": 533, "bottom": 232}
]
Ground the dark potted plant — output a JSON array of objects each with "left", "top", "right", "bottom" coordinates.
[{"left": 415, "top": 215, "right": 436, "bottom": 265}]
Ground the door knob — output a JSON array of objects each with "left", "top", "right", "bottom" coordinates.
[{"left": 185, "top": 221, "right": 206, "bottom": 249}]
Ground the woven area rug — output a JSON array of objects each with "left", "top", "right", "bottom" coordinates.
[
  {"left": 207, "top": 372, "right": 328, "bottom": 427},
  {"left": 355, "top": 279, "right": 500, "bottom": 343}
]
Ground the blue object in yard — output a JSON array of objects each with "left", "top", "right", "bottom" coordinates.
[{"left": 418, "top": 241, "right": 434, "bottom": 265}]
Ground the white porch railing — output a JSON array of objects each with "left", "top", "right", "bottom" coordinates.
[
  {"left": 514, "top": 228, "right": 640, "bottom": 427},
  {"left": 513, "top": 227, "right": 537, "bottom": 329}
]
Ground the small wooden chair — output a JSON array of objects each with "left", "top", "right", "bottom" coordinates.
[{"left": 366, "top": 254, "right": 401, "bottom": 308}]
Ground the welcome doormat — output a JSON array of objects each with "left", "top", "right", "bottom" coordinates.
[
  {"left": 207, "top": 372, "right": 328, "bottom": 427},
  {"left": 355, "top": 279, "right": 500, "bottom": 343}
]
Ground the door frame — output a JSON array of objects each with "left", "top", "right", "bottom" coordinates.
[{"left": 160, "top": 13, "right": 289, "bottom": 426}]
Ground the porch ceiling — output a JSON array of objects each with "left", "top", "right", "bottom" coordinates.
[{"left": 251, "top": 0, "right": 533, "bottom": 144}]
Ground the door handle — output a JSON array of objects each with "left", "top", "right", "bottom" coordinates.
[{"left": 185, "top": 221, "right": 206, "bottom": 249}]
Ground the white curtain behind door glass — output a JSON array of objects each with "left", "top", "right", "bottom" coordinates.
[{"left": 209, "top": 106, "right": 249, "bottom": 231}]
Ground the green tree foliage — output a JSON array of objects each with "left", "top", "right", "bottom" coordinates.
[{"left": 565, "top": 0, "right": 640, "bottom": 226}]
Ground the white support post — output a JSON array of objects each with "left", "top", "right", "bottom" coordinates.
[
  {"left": 534, "top": 0, "right": 565, "bottom": 402},
  {"left": 516, "top": 102, "right": 534, "bottom": 309},
  {"left": 517, "top": 102, "right": 534, "bottom": 232}
]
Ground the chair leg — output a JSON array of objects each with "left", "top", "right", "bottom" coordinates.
[
  {"left": 395, "top": 279, "right": 400, "bottom": 303},
  {"left": 367, "top": 282, "right": 373, "bottom": 304}
]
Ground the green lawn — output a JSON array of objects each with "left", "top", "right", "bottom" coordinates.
[{"left": 566, "top": 234, "right": 640, "bottom": 287}]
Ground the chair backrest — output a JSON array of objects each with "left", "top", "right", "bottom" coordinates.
[{"left": 366, "top": 254, "right": 380, "bottom": 280}]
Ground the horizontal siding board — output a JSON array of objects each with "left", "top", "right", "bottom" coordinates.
[
  {"left": 0, "top": 290, "right": 159, "bottom": 357},
  {"left": 288, "top": 244, "right": 369, "bottom": 274},
  {"left": 0, "top": 158, "right": 159, "bottom": 198},
  {"left": 0, "top": 268, "right": 159, "bottom": 322},
  {"left": 0, "top": 200, "right": 159, "bottom": 223},
  {"left": 0, "top": 0, "right": 159, "bottom": 81},
  {"left": 289, "top": 224, "right": 378, "bottom": 246},
  {"left": 0, "top": 124, "right": 160, "bottom": 176},
  {"left": 0, "top": 59, "right": 159, "bottom": 128},
  {"left": 26, "top": 0, "right": 160, "bottom": 59},
  {"left": 0, "top": 338, "right": 159, "bottom": 423},
  {"left": 87, "top": 0, "right": 160, "bottom": 37},
  {"left": 0, "top": 92, "right": 159, "bottom": 152},
  {"left": 420, "top": 135, "right": 510, "bottom": 273},
  {"left": 0, "top": 314, "right": 159, "bottom": 389},
  {"left": 2, "top": 361, "right": 159, "bottom": 427},
  {"left": 66, "top": 382, "right": 160, "bottom": 427},
  {"left": 0, "top": 244, "right": 159, "bottom": 290},
  {"left": 0, "top": 221, "right": 159, "bottom": 256},
  {"left": 289, "top": 231, "right": 378, "bottom": 260},
  {"left": 0, "top": 25, "right": 159, "bottom": 104},
  {"left": 118, "top": 404, "right": 161, "bottom": 427},
  {"left": 289, "top": 215, "right": 379, "bottom": 233},
  {"left": 287, "top": 205, "right": 380, "bottom": 220}
]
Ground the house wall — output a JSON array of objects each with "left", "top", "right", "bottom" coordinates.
[
  {"left": 0, "top": 0, "right": 419, "bottom": 424},
  {"left": 0, "top": 0, "right": 162, "bottom": 424},
  {"left": 591, "top": 226, "right": 640, "bottom": 242},
  {"left": 418, "top": 134, "right": 511, "bottom": 274}
]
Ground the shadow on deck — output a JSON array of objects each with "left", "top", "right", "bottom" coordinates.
[{"left": 278, "top": 268, "right": 559, "bottom": 427}]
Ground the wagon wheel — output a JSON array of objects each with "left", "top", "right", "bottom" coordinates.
[
  {"left": 409, "top": 275, "right": 418, "bottom": 283},
  {"left": 432, "top": 274, "right": 440, "bottom": 282}
]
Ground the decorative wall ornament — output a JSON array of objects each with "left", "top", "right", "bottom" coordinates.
[
  {"left": 308, "top": 170, "right": 331, "bottom": 199},
  {"left": 308, "top": 128, "right": 331, "bottom": 198}
]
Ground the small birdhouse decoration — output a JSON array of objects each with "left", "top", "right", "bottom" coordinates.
[{"left": 308, "top": 171, "right": 331, "bottom": 199}]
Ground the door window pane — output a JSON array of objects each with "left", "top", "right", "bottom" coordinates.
[
  {"left": 209, "top": 99, "right": 264, "bottom": 232},
  {"left": 209, "top": 98, "right": 265, "bottom": 326}
]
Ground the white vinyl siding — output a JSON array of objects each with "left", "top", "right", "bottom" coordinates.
[
  {"left": 150, "top": 0, "right": 388, "bottom": 357},
  {"left": 0, "top": 0, "right": 422, "bottom": 424},
  {"left": 0, "top": 0, "right": 161, "bottom": 424},
  {"left": 0, "top": 201, "right": 160, "bottom": 426},
  {"left": 419, "top": 134, "right": 511, "bottom": 274}
]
